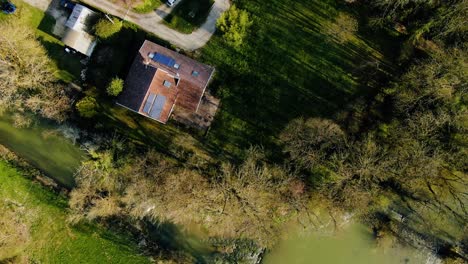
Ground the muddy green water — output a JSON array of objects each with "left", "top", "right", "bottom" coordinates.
[
  {"left": 0, "top": 114, "right": 85, "bottom": 188},
  {"left": 264, "top": 224, "right": 432, "bottom": 264},
  {"left": 0, "top": 115, "right": 439, "bottom": 263}
]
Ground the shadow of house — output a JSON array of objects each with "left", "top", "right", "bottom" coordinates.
[
  {"left": 35, "top": 0, "right": 71, "bottom": 38},
  {"left": 61, "top": 4, "right": 98, "bottom": 56},
  {"left": 30, "top": 0, "right": 86, "bottom": 81}
]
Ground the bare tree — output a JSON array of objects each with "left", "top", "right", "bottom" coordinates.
[{"left": 0, "top": 18, "right": 71, "bottom": 122}]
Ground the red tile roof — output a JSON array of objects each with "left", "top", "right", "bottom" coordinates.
[{"left": 117, "top": 40, "right": 215, "bottom": 123}]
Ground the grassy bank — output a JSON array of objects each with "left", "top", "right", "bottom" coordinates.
[
  {"left": 0, "top": 160, "right": 150, "bottom": 263},
  {"left": 163, "top": 0, "right": 214, "bottom": 33}
]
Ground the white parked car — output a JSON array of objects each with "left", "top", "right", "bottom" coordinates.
[{"left": 167, "top": 0, "right": 177, "bottom": 7}]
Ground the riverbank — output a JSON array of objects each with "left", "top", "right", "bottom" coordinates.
[{"left": 0, "top": 146, "right": 150, "bottom": 263}]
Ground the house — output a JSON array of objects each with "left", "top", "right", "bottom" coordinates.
[
  {"left": 117, "top": 40, "right": 216, "bottom": 125},
  {"left": 62, "top": 4, "right": 97, "bottom": 57}
]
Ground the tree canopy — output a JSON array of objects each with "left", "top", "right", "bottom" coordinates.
[
  {"left": 106, "top": 77, "right": 124, "bottom": 96},
  {"left": 75, "top": 96, "right": 98, "bottom": 118},
  {"left": 69, "top": 147, "right": 313, "bottom": 246},
  {"left": 94, "top": 18, "right": 123, "bottom": 39},
  {"left": 216, "top": 5, "right": 252, "bottom": 48}
]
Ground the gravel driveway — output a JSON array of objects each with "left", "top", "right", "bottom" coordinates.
[{"left": 21, "top": 0, "right": 51, "bottom": 10}]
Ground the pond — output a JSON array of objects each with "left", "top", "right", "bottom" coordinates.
[
  {"left": 0, "top": 114, "right": 85, "bottom": 188},
  {"left": 263, "top": 224, "right": 439, "bottom": 264}
]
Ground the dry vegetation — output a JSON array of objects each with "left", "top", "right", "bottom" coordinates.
[
  {"left": 0, "top": 18, "right": 70, "bottom": 123},
  {"left": 69, "top": 148, "right": 315, "bottom": 246},
  {"left": 0, "top": 203, "right": 31, "bottom": 260}
]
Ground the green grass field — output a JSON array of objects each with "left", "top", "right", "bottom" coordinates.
[
  {"left": 198, "top": 0, "right": 400, "bottom": 158},
  {"left": 0, "top": 160, "right": 150, "bottom": 263},
  {"left": 163, "top": 0, "right": 214, "bottom": 33}
]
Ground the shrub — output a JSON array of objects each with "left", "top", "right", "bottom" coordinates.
[
  {"left": 133, "top": 0, "right": 162, "bottom": 14},
  {"left": 216, "top": 5, "right": 252, "bottom": 48},
  {"left": 106, "top": 77, "right": 124, "bottom": 96},
  {"left": 94, "top": 18, "right": 123, "bottom": 39},
  {"left": 12, "top": 113, "right": 33, "bottom": 128},
  {"left": 76, "top": 96, "right": 98, "bottom": 118}
]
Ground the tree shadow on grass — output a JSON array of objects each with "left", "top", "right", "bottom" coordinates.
[
  {"left": 37, "top": 11, "right": 56, "bottom": 35},
  {"left": 72, "top": 222, "right": 143, "bottom": 253},
  {"left": 143, "top": 220, "right": 213, "bottom": 263},
  {"left": 38, "top": 37, "right": 84, "bottom": 82},
  {"left": 199, "top": 0, "right": 401, "bottom": 160}
]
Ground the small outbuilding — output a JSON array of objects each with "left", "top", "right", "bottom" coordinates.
[{"left": 62, "top": 4, "right": 98, "bottom": 57}]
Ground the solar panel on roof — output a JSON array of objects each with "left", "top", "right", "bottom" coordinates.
[
  {"left": 152, "top": 53, "right": 176, "bottom": 68},
  {"left": 149, "top": 94, "right": 166, "bottom": 120},
  {"left": 142, "top": 93, "right": 156, "bottom": 114}
]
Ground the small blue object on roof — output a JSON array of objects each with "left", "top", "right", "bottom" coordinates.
[
  {"left": 149, "top": 53, "right": 176, "bottom": 68},
  {"left": 60, "top": 0, "right": 76, "bottom": 10},
  {"left": 1, "top": 0, "right": 16, "bottom": 14}
]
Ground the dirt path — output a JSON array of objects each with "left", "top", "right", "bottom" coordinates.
[
  {"left": 22, "top": 0, "right": 230, "bottom": 51},
  {"left": 21, "top": 0, "right": 51, "bottom": 10}
]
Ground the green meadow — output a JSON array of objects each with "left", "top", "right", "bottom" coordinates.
[{"left": 0, "top": 160, "right": 150, "bottom": 263}]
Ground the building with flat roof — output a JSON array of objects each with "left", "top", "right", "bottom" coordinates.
[{"left": 117, "top": 40, "right": 216, "bottom": 124}]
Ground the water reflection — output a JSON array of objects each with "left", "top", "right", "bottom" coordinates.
[
  {"left": 0, "top": 113, "right": 85, "bottom": 188},
  {"left": 264, "top": 224, "right": 438, "bottom": 264}
]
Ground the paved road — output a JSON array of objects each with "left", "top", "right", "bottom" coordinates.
[
  {"left": 22, "top": 0, "right": 51, "bottom": 10},
  {"left": 23, "top": 0, "right": 230, "bottom": 51},
  {"left": 88, "top": 0, "right": 231, "bottom": 51}
]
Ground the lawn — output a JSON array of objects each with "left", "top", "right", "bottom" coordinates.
[
  {"left": 164, "top": 0, "right": 215, "bottom": 33},
  {"left": 198, "top": 0, "right": 401, "bottom": 158},
  {"left": 133, "top": 0, "right": 163, "bottom": 13},
  {"left": 0, "top": 0, "right": 83, "bottom": 82},
  {"left": 0, "top": 160, "right": 150, "bottom": 263},
  {"left": 82, "top": 0, "right": 401, "bottom": 161}
]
